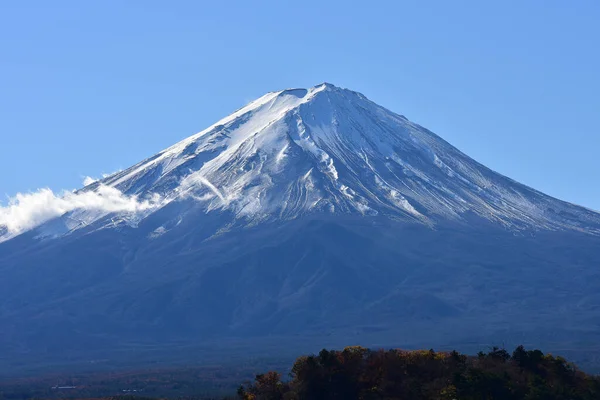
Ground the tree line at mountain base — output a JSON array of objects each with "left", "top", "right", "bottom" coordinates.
[{"left": 237, "top": 346, "right": 600, "bottom": 400}]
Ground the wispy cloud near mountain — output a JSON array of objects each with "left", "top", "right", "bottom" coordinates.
[{"left": 0, "top": 180, "right": 163, "bottom": 241}]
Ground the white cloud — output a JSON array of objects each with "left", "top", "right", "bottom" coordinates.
[
  {"left": 83, "top": 176, "right": 97, "bottom": 186},
  {"left": 0, "top": 182, "right": 164, "bottom": 241}
]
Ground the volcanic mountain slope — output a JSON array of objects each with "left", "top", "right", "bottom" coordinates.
[{"left": 1, "top": 83, "right": 600, "bottom": 372}]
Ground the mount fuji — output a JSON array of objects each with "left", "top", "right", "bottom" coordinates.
[{"left": 2, "top": 83, "right": 600, "bottom": 372}]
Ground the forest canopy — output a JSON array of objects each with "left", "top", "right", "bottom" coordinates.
[{"left": 237, "top": 345, "right": 600, "bottom": 400}]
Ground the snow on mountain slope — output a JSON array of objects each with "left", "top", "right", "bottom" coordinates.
[{"left": 2, "top": 83, "right": 599, "bottom": 243}]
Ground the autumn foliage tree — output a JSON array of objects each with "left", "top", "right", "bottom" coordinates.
[{"left": 237, "top": 345, "right": 600, "bottom": 400}]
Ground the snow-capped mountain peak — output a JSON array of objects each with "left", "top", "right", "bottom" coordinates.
[
  {"left": 3, "top": 83, "right": 599, "bottom": 243},
  {"left": 95, "top": 83, "right": 598, "bottom": 231}
]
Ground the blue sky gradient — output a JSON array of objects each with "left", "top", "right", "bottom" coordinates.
[{"left": 1, "top": 1, "right": 599, "bottom": 209}]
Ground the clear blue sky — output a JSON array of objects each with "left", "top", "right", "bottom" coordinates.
[{"left": 1, "top": 1, "right": 599, "bottom": 209}]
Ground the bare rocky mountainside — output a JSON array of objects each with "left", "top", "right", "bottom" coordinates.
[{"left": 2, "top": 83, "right": 600, "bottom": 373}]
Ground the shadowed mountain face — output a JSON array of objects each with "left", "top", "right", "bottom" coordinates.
[{"left": 1, "top": 83, "right": 600, "bottom": 372}]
